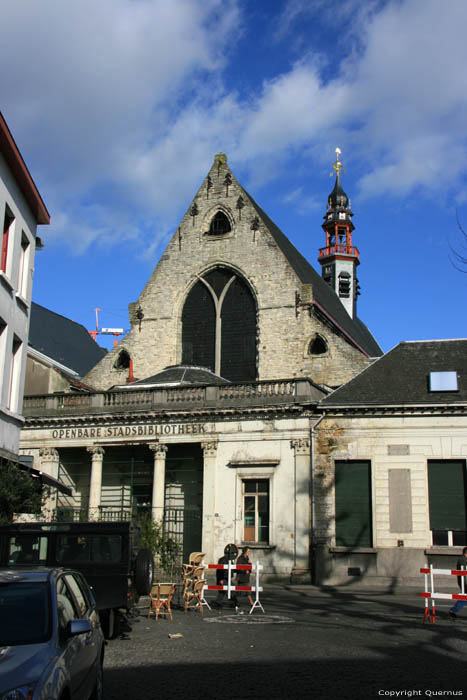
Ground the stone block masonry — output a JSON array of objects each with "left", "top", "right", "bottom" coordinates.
[{"left": 85, "top": 154, "right": 373, "bottom": 390}]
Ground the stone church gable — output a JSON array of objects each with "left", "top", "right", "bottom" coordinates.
[{"left": 84, "top": 154, "right": 379, "bottom": 390}]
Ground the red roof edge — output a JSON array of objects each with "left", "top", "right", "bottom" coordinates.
[
  {"left": 0, "top": 112, "right": 50, "bottom": 225},
  {"left": 313, "top": 300, "right": 370, "bottom": 357}
]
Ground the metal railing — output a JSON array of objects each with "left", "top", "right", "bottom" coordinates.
[{"left": 319, "top": 244, "right": 359, "bottom": 258}]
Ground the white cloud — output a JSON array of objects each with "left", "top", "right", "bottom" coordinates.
[
  {"left": 1, "top": 0, "right": 242, "bottom": 247},
  {"left": 348, "top": 0, "right": 467, "bottom": 195},
  {"left": 235, "top": 0, "right": 467, "bottom": 200},
  {"left": 3, "top": 0, "right": 467, "bottom": 254},
  {"left": 1, "top": 0, "right": 240, "bottom": 183}
]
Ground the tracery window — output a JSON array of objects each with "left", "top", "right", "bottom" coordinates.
[{"left": 181, "top": 266, "right": 256, "bottom": 382}]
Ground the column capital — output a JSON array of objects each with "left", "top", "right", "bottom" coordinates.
[
  {"left": 149, "top": 443, "right": 168, "bottom": 456},
  {"left": 87, "top": 446, "right": 105, "bottom": 458},
  {"left": 290, "top": 438, "right": 310, "bottom": 455},
  {"left": 39, "top": 447, "right": 59, "bottom": 461},
  {"left": 201, "top": 441, "right": 218, "bottom": 457}
]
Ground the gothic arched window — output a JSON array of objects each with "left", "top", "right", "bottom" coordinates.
[
  {"left": 309, "top": 335, "right": 327, "bottom": 355},
  {"left": 182, "top": 267, "right": 256, "bottom": 382},
  {"left": 114, "top": 349, "right": 131, "bottom": 369},
  {"left": 208, "top": 211, "right": 231, "bottom": 236}
]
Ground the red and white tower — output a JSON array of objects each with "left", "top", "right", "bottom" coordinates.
[{"left": 318, "top": 148, "right": 360, "bottom": 318}]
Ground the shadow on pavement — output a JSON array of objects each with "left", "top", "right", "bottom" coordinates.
[{"left": 104, "top": 653, "right": 466, "bottom": 700}]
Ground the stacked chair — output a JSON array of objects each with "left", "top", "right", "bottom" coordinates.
[{"left": 182, "top": 552, "right": 209, "bottom": 613}]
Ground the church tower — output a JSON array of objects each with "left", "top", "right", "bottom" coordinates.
[{"left": 318, "top": 148, "right": 360, "bottom": 318}]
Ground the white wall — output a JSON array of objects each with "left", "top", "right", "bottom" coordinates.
[{"left": 0, "top": 152, "right": 38, "bottom": 458}]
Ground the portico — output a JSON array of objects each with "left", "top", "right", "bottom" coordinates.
[{"left": 20, "top": 376, "right": 323, "bottom": 574}]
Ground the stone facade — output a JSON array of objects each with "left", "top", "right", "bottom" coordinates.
[
  {"left": 85, "top": 154, "right": 374, "bottom": 391},
  {"left": 313, "top": 412, "right": 467, "bottom": 586},
  {"left": 19, "top": 152, "right": 385, "bottom": 585},
  {"left": 20, "top": 382, "right": 321, "bottom": 579}
]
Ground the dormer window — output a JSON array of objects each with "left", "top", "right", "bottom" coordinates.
[{"left": 208, "top": 211, "right": 231, "bottom": 236}]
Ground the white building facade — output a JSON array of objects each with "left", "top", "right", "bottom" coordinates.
[{"left": 0, "top": 113, "right": 49, "bottom": 462}]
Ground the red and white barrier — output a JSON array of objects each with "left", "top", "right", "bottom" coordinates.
[
  {"left": 202, "top": 560, "right": 265, "bottom": 614},
  {"left": 420, "top": 564, "right": 467, "bottom": 623}
]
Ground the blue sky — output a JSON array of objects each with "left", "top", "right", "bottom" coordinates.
[{"left": 2, "top": 0, "right": 467, "bottom": 353}]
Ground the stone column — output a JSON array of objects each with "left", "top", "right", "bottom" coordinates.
[
  {"left": 149, "top": 443, "right": 167, "bottom": 523},
  {"left": 290, "top": 438, "right": 311, "bottom": 583},
  {"left": 201, "top": 441, "right": 218, "bottom": 564},
  {"left": 39, "top": 448, "right": 60, "bottom": 518},
  {"left": 87, "top": 446, "right": 105, "bottom": 520}
]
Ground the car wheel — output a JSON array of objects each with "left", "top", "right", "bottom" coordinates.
[
  {"left": 90, "top": 661, "right": 103, "bottom": 700},
  {"left": 134, "top": 548, "right": 154, "bottom": 596}
]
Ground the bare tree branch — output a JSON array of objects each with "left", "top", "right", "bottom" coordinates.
[{"left": 448, "top": 209, "right": 467, "bottom": 272}]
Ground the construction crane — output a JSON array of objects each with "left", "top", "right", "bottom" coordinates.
[{"left": 88, "top": 308, "right": 127, "bottom": 346}]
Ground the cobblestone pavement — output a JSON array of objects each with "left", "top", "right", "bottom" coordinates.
[{"left": 103, "top": 585, "right": 467, "bottom": 700}]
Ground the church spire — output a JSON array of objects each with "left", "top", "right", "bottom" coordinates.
[{"left": 318, "top": 148, "right": 360, "bottom": 318}]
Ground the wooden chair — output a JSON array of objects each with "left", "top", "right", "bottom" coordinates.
[
  {"left": 182, "top": 553, "right": 206, "bottom": 584},
  {"left": 185, "top": 565, "right": 205, "bottom": 586},
  {"left": 147, "top": 583, "right": 176, "bottom": 621},
  {"left": 184, "top": 578, "right": 206, "bottom": 614},
  {"left": 189, "top": 552, "right": 205, "bottom": 566}
]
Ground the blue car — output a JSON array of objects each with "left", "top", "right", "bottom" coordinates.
[{"left": 0, "top": 568, "right": 104, "bottom": 699}]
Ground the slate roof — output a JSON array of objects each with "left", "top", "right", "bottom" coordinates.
[
  {"left": 131, "top": 365, "right": 229, "bottom": 387},
  {"left": 242, "top": 189, "right": 382, "bottom": 358},
  {"left": 29, "top": 302, "right": 107, "bottom": 377},
  {"left": 320, "top": 339, "right": 467, "bottom": 406}
]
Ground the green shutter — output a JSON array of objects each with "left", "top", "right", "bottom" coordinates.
[
  {"left": 335, "top": 461, "right": 372, "bottom": 547},
  {"left": 428, "top": 461, "right": 467, "bottom": 531}
]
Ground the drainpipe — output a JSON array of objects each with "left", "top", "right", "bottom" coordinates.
[{"left": 310, "top": 413, "right": 325, "bottom": 584}]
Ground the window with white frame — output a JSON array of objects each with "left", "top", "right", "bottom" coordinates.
[
  {"left": 1, "top": 205, "right": 14, "bottom": 274},
  {"left": 18, "top": 232, "right": 31, "bottom": 299},
  {"left": 8, "top": 335, "right": 22, "bottom": 413},
  {"left": 242, "top": 479, "right": 269, "bottom": 544}
]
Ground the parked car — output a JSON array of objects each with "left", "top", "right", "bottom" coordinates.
[
  {"left": 0, "top": 521, "right": 154, "bottom": 639},
  {"left": 0, "top": 568, "right": 104, "bottom": 699}
]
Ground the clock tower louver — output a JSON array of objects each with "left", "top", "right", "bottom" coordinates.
[{"left": 318, "top": 148, "right": 360, "bottom": 319}]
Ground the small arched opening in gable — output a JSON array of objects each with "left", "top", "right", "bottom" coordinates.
[
  {"left": 208, "top": 211, "right": 231, "bottom": 236},
  {"left": 114, "top": 349, "right": 131, "bottom": 370},
  {"left": 309, "top": 335, "right": 327, "bottom": 356}
]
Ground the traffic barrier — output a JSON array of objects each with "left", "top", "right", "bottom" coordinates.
[
  {"left": 420, "top": 564, "right": 467, "bottom": 623},
  {"left": 203, "top": 560, "right": 265, "bottom": 614}
]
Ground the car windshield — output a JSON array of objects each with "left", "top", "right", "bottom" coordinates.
[{"left": 0, "top": 582, "right": 52, "bottom": 645}]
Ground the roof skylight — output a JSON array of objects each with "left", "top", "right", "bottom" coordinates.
[{"left": 428, "top": 371, "right": 458, "bottom": 392}]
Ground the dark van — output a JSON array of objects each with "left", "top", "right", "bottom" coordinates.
[{"left": 0, "top": 520, "right": 153, "bottom": 637}]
